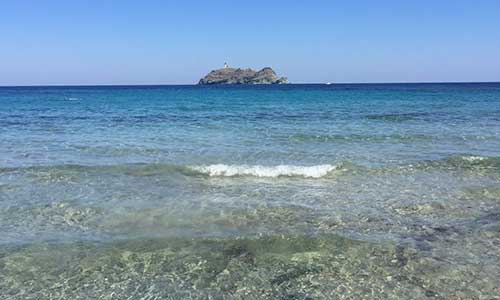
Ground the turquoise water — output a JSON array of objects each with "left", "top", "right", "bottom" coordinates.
[{"left": 1, "top": 83, "right": 500, "bottom": 299}]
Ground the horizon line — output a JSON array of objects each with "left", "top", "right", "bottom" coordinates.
[{"left": 1, "top": 81, "right": 500, "bottom": 88}]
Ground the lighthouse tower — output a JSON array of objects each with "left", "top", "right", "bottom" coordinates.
[{"left": 224, "top": 62, "right": 229, "bottom": 69}]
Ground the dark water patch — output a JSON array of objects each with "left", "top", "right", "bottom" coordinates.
[
  {"left": 364, "top": 111, "right": 480, "bottom": 124},
  {"left": 365, "top": 112, "right": 435, "bottom": 122},
  {"left": 418, "top": 155, "right": 500, "bottom": 171},
  {"left": 0, "top": 120, "right": 32, "bottom": 127},
  {"left": 73, "top": 145, "right": 164, "bottom": 156},
  {"left": 473, "top": 211, "right": 500, "bottom": 228},
  {"left": 284, "top": 133, "right": 436, "bottom": 143},
  {"left": 461, "top": 185, "right": 500, "bottom": 203},
  {"left": 0, "top": 167, "right": 22, "bottom": 174},
  {"left": 70, "top": 116, "right": 93, "bottom": 120},
  {"left": 1, "top": 163, "right": 199, "bottom": 178},
  {"left": 371, "top": 155, "right": 500, "bottom": 176}
]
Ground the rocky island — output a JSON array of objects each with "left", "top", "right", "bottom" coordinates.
[{"left": 198, "top": 64, "right": 288, "bottom": 85}]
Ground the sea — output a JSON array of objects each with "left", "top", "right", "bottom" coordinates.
[{"left": 1, "top": 83, "right": 499, "bottom": 299}]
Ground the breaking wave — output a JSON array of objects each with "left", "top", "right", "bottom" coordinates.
[
  {"left": 0, "top": 163, "right": 341, "bottom": 179},
  {"left": 189, "top": 164, "right": 338, "bottom": 178}
]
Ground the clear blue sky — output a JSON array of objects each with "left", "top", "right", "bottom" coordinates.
[{"left": 1, "top": 1, "right": 500, "bottom": 85}]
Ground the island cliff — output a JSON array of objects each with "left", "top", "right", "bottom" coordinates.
[{"left": 198, "top": 66, "right": 288, "bottom": 85}]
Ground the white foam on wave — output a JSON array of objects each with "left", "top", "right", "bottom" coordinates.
[
  {"left": 461, "top": 155, "right": 486, "bottom": 162},
  {"left": 190, "top": 164, "right": 337, "bottom": 178}
]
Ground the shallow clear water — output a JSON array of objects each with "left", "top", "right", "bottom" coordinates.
[{"left": 1, "top": 83, "right": 500, "bottom": 299}]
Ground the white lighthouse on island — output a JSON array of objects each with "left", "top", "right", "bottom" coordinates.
[{"left": 224, "top": 62, "right": 229, "bottom": 69}]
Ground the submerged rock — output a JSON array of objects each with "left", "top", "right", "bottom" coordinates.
[
  {"left": 2, "top": 233, "right": 500, "bottom": 299},
  {"left": 198, "top": 66, "right": 289, "bottom": 85}
]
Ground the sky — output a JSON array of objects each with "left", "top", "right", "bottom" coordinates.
[{"left": 1, "top": 1, "right": 500, "bottom": 85}]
